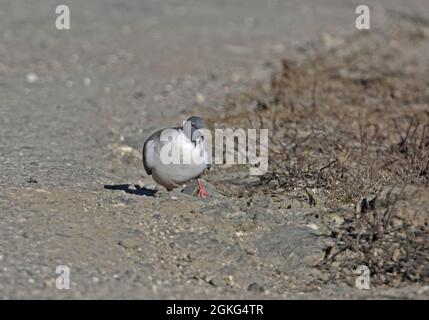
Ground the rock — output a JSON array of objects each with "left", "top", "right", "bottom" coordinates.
[
  {"left": 321, "top": 32, "right": 343, "bottom": 49},
  {"left": 108, "top": 143, "right": 140, "bottom": 165},
  {"left": 27, "top": 177, "right": 38, "bottom": 184},
  {"left": 118, "top": 239, "right": 140, "bottom": 249},
  {"left": 83, "top": 77, "right": 92, "bottom": 86},
  {"left": 195, "top": 93, "right": 205, "bottom": 104},
  {"left": 373, "top": 185, "right": 429, "bottom": 227},
  {"left": 254, "top": 225, "right": 333, "bottom": 273}
]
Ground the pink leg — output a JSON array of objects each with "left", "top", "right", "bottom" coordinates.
[{"left": 197, "top": 179, "right": 209, "bottom": 198}]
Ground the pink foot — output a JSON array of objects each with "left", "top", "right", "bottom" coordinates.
[{"left": 197, "top": 179, "right": 209, "bottom": 198}]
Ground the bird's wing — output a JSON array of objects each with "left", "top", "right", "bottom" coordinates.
[{"left": 142, "top": 140, "right": 154, "bottom": 175}]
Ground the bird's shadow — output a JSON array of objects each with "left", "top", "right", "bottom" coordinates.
[{"left": 104, "top": 184, "right": 157, "bottom": 197}]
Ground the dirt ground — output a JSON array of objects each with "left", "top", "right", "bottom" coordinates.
[{"left": 0, "top": 0, "right": 428, "bottom": 299}]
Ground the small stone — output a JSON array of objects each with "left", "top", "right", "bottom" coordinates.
[
  {"left": 117, "top": 239, "right": 139, "bottom": 249},
  {"left": 133, "top": 91, "right": 145, "bottom": 99},
  {"left": 83, "top": 77, "right": 92, "bottom": 86},
  {"left": 26, "top": 73, "right": 39, "bottom": 83},
  {"left": 195, "top": 93, "right": 205, "bottom": 104},
  {"left": 231, "top": 73, "right": 241, "bottom": 82},
  {"left": 44, "top": 278, "right": 55, "bottom": 287},
  {"left": 418, "top": 286, "right": 429, "bottom": 294},
  {"left": 392, "top": 248, "right": 402, "bottom": 262},
  {"left": 27, "top": 177, "right": 38, "bottom": 184},
  {"left": 321, "top": 33, "right": 343, "bottom": 49},
  {"left": 306, "top": 223, "right": 320, "bottom": 231},
  {"left": 331, "top": 215, "right": 344, "bottom": 225}
]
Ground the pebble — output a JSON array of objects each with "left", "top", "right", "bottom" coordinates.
[
  {"left": 27, "top": 177, "right": 38, "bottom": 184},
  {"left": 83, "top": 77, "right": 92, "bottom": 86},
  {"left": 306, "top": 223, "right": 319, "bottom": 231},
  {"left": 195, "top": 93, "right": 205, "bottom": 104},
  {"left": 247, "top": 282, "right": 264, "bottom": 292}
]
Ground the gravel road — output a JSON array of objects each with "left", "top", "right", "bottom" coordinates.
[{"left": 0, "top": 0, "right": 428, "bottom": 299}]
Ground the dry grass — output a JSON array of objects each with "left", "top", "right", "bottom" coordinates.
[
  {"left": 213, "top": 29, "right": 429, "bottom": 207},
  {"left": 210, "top": 26, "right": 429, "bottom": 287}
]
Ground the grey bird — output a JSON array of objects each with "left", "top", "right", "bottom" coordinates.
[{"left": 143, "top": 116, "right": 211, "bottom": 197}]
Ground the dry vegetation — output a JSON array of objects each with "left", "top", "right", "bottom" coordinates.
[{"left": 209, "top": 26, "right": 429, "bottom": 287}]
